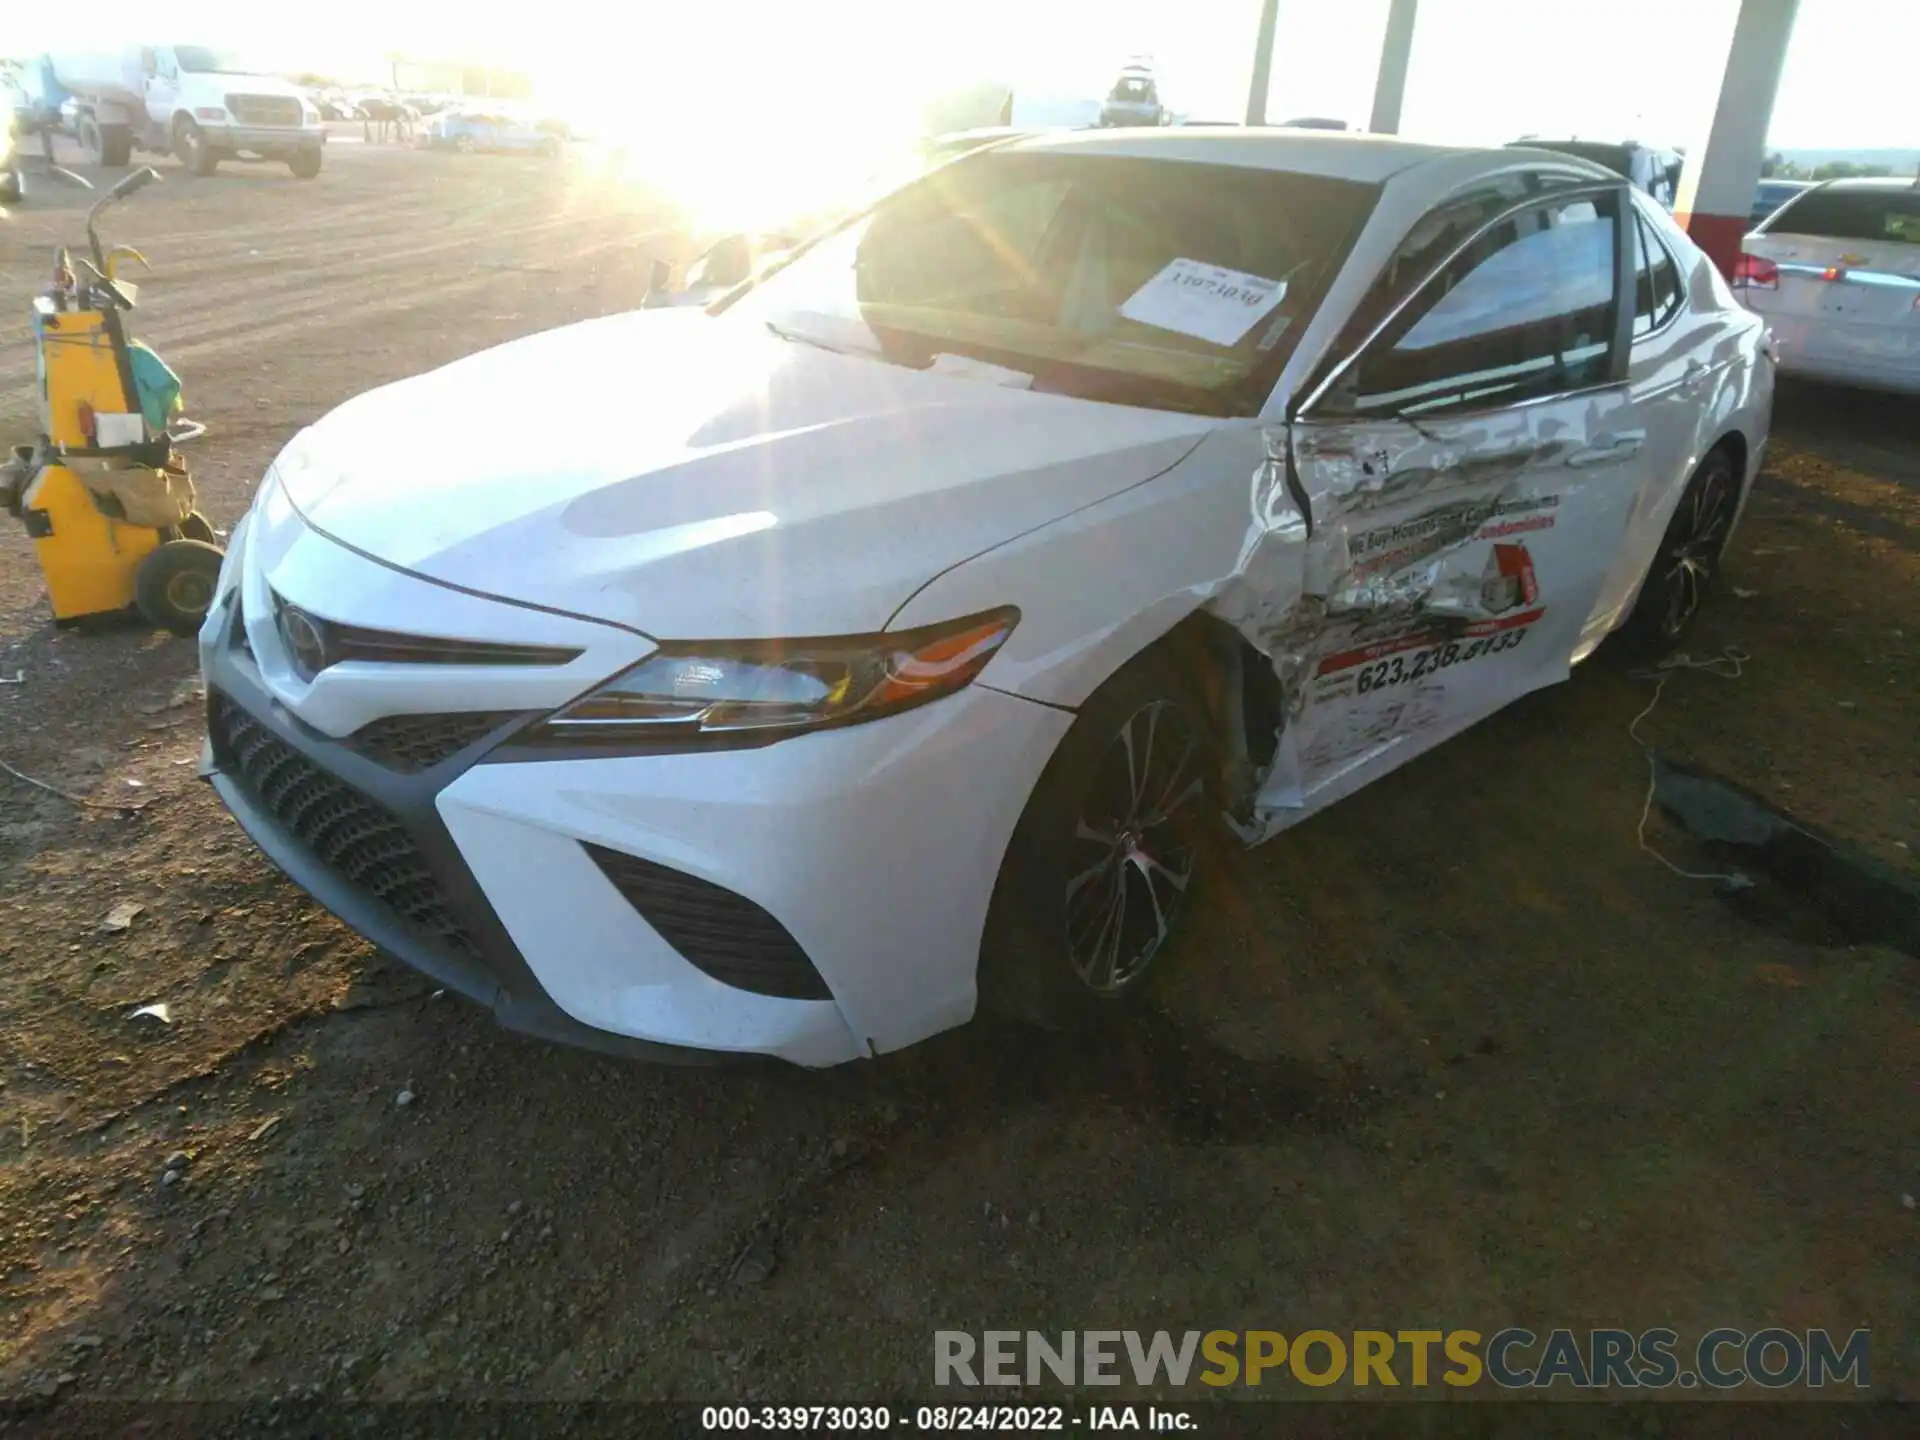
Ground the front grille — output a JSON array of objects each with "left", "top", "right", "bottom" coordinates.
[
  {"left": 584, "top": 844, "right": 831, "bottom": 1000},
  {"left": 349, "top": 712, "right": 516, "bottom": 774},
  {"left": 269, "top": 591, "right": 581, "bottom": 682},
  {"left": 209, "top": 694, "right": 480, "bottom": 961},
  {"left": 227, "top": 94, "right": 303, "bottom": 127}
]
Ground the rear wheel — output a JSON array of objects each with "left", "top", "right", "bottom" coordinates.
[
  {"left": 133, "top": 539, "right": 224, "bottom": 637},
  {"left": 1614, "top": 445, "right": 1741, "bottom": 658},
  {"left": 980, "top": 652, "right": 1217, "bottom": 1028},
  {"left": 99, "top": 125, "right": 133, "bottom": 167}
]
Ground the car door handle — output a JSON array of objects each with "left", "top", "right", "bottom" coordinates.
[{"left": 1566, "top": 429, "right": 1646, "bottom": 467}]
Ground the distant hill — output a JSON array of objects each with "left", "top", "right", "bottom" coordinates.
[{"left": 1774, "top": 147, "right": 1918, "bottom": 176}]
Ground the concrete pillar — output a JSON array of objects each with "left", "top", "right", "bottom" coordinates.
[
  {"left": 1246, "top": 0, "right": 1280, "bottom": 126},
  {"left": 1674, "top": 0, "right": 1800, "bottom": 277},
  {"left": 1368, "top": 0, "right": 1419, "bottom": 135}
]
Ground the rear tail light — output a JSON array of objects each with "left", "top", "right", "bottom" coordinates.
[{"left": 1734, "top": 253, "right": 1779, "bottom": 290}]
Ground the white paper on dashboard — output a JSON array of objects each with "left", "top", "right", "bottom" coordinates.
[{"left": 1119, "top": 259, "right": 1288, "bottom": 347}]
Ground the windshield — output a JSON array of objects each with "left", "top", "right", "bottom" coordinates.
[
  {"left": 733, "top": 151, "right": 1378, "bottom": 415},
  {"left": 175, "top": 47, "right": 257, "bottom": 75}
]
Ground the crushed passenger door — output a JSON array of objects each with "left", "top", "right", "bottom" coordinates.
[{"left": 1243, "top": 183, "right": 1644, "bottom": 827}]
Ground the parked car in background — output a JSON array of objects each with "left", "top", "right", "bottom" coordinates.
[
  {"left": 202, "top": 130, "right": 1772, "bottom": 1066},
  {"left": 1511, "top": 138, "right": 1685, "bottom": 209},
  {"left": 425, "top": 107, "right": 561, "bottom": 157},
  {"left": 1735, "top": 177, "right": 1920, "bottom": 394},
  {"left": 1749, "top": 178, "right": 1812, "bottom": 225},
  {"left": 1099, "top": 60, "right": 1167, "bottom": 128}
]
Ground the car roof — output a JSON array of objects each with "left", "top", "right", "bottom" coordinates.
[
  {"left": 1003, "top": 126, "right": 1476, "bottom": 183},
  {"left": 1805, "top": 175, "right": 1920, "bottom": 192}
]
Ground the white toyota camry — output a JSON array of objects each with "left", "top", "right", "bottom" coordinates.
[{"left": 200, "top": 129, "right": 1774, "bottom": 1065}]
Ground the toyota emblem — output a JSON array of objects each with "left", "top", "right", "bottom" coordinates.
[{"left": 277, "top": 604, "right": 329, "bottom": 681}]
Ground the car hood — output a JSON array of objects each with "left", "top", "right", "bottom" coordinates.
[{"left": 271, "top": 308, "right": 1218, "bottom": 638}]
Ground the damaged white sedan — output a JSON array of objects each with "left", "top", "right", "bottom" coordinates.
[{"left": 199, "top": 129, "right": 1772, "bottom": 1065}]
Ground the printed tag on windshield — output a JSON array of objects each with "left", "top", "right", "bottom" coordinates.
[{"left": 1120, "top": 258, "right": 1288, "bottom": 347}]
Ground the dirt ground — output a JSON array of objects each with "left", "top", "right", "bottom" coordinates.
[{"left": 0, "top": 141, "right": 1913, "bottom": 1425}]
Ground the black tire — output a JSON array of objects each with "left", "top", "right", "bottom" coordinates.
[
  {"left": 99, "top": 125, "right": 133, "bottom": 167},
  {"left": 133, "top": 539, "right": 224, "bottom": 637},
  {"left": 0, "top": 168, "right": 22, "bottom": 204},
  {"left": 174, "top": 118, "right": 218, "bottom": 176},
  {"left": 1612, "top": 444, "right": 1742, "bottom": 659},
  {"left": 288, "top": 148, "right": 322, "bottom": 179},
  {"left": 179, "top": 512, "right": 217, "bottom": 544},
  {"left": 979, "top": 649, "right": 1219, "bottom": 1028},
  {"left": 78, "top": 116, "right": 103, "bottom": 164}
]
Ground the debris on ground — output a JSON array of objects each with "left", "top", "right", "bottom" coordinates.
[{"left": 100, "top": 901, "right": 145, "bottom": 933}]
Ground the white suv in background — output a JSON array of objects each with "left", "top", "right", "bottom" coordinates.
[{"left": 1735, "top": 177, "right": 1920, "bottom": 395}]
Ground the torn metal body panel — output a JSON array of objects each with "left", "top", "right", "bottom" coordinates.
[{"left": 1202, "top": 386, "right": 1647, "bottom": 837}]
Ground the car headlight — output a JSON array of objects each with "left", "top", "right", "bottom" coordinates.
[{"left": 525, "top": 607, "right": 1019, "bottom": 750}]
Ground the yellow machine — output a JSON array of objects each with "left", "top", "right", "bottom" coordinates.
[{"left": 1, "top": 166, "right": 221, "bottom": 636}]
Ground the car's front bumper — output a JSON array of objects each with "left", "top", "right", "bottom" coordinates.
[{"left": 197, "top": 503, "right": 1070, "bottom": 1065}]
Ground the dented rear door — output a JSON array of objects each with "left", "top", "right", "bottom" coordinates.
[{"left": 1252, "top": 184, "right": 1642, "bottom": 821}]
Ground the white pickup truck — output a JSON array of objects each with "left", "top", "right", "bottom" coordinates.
[{"left": 34, "top": 46, "right": 326, "bottom": 177}]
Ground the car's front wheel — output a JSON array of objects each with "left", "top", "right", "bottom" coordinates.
[{"left": 980, "top": 650, "right": 1216, "bottom": 1027}]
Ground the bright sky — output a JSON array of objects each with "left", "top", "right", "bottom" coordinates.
[
  {"left": 8, "top": 0, "right": 1912, "bottom": 226},
  {"left": 8, "top": 0, "right": 1911, "bottom": 148}
]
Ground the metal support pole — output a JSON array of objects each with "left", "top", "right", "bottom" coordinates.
[
  {"left": 1674, "top": 0, "right": 1801, "bottom": 277},
  {"left": 1246, "top": 0, "right": 1280, "bottom": 126},
  {"left": 1368, "top": 0, "right": 1419, "bottom": 134}
]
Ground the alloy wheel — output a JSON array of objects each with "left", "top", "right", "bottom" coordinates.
[
  {"left": 1062, "top": 699, "right": 1204, "bottom": 994},
  {"left": 1659, "top": 462, "right": 1735, "bottom": 640}
]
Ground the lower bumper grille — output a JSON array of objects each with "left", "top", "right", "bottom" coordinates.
[
  {"left": 584, "top": 844, "right": 831, "bottom": 1000},
  {"left": 208, "top": 693, "right": 480, "bottom": 960},
  {"left": 349, "top": 712, "right": 516, "bottom": 774}
]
